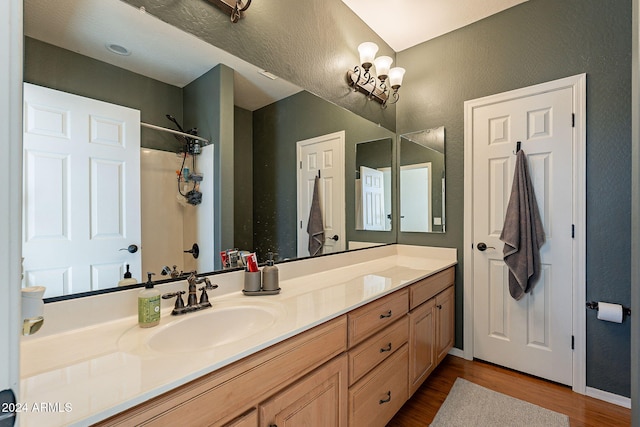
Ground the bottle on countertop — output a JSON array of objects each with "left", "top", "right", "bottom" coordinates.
[
  {"left": 138, "top": 272, "right": 160, "bottom": 328},
  {"left": 118, "top": 264, "right": 137, "bottom": 287},
  {"left": 262, "top": 252, "right": 279, "bottom": 291}
]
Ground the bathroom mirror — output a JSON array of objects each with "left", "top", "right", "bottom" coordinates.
[
  {"left": 355, "top": 138, "right": 393, "bottom": 231},
  {"left": 23, "top": 0, "right": 396, "bottom": 299},
  {"left": 399, "top": 127, "right": 446, "bottom": 233}
]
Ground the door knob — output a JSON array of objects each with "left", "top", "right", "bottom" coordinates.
[
  {"left": 184, "top": 243, "right": 200, "bottom": 259},
  {"left": 119, "top": 244, "right": 138, "bottom": 253},
  {"left": 476, "top": 242, "right": 495, "bottom": 251},
  {"left": 327, "top": 234, "right": 339, "bottom": 241}
]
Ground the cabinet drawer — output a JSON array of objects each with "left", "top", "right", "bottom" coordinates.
[
  {"left": 409, "top": 267, "right": 454, "bottom": 310},
  {"left": 348, "top": 289, "right": 408, "bottom": 347},
  {"left": 348, "top": 344, "right": 408, "bottom": 427},
  {"left": 348, "top": 316, "right": 408, "bottom": 386}
]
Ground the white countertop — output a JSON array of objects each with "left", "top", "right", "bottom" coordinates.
[{"left": 19, "top": 245, "right": 456, "bottom": 426}]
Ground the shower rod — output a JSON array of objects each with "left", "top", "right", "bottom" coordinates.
[{"left": 140, "top": 122, "right": 210, "bottom": 144}]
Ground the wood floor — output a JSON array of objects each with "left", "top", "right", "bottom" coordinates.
[{"left": 387, "top": 355, "right": 631, "bottom": 427}]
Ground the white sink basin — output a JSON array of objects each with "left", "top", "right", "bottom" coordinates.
[{"left": 118, "top": 302, "right": 284, "bottom": 354}]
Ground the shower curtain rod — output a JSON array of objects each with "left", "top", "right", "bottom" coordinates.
[{"left": 140, "top": 121, "right": 210, "bottom": 144}]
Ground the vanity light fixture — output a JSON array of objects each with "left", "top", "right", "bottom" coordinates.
[
  {"left": 347, "top": 42, "right": 405, "bottom": 107},
  {"left": 204, "top": 0, "right": 252, "bottom": 23}
]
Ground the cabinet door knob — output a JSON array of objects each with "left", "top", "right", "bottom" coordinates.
[
  {"left": 437, "top": 304, "right": 442, "bottom": 309},
  {"left": 379, "top": 390, "right": 392, "bottom": 404},
  {"left": 380, "top": 310, "right": 392, "bottom": 319}
]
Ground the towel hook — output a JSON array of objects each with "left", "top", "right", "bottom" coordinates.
[
  {"left": 513, "top": 141, "right": 521, "bottom": 155},
  {"left": 317, "top": 170, "right": 321, "bottom": 179}
]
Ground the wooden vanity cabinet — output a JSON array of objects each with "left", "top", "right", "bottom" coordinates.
[
  {"left": 346, "top": 289, "right": 409, "bottom": 427},
  {"left": 93, "top": 268, "right": 456, "bottom": 427},
  {"left": 408, "top": 267, "right": 455, "bottom": 396},
  {"left": 259, "top": 354, "right": 348, "bottom": 427}
]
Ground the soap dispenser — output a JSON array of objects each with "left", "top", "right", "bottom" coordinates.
[
  {"left": 138, "top": 272, "right": 160, "bottom": 328},
  {"left": 262, "top": 252, "right": 279, "bottom": 291},
  {"left": 118, "top": 264, "right": 137, "bottom": 287}
]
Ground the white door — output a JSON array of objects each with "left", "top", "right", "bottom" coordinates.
[
  {"left": 469, "top": 82, "right": 577, "bottom": 385},
  {"left": 22, "top": 83, "right": 141, "bottom": 298},
  {"left": 297, "top": 131, "right": 345, "bottom": 257},
  {"left": 400, "top": 163, "right": 432, "bottom": 232},
  {"left": 360, "top": 166, "right": 385, "bottom": 231}
]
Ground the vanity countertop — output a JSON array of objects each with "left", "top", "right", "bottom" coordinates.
[{"left": 19, "top": 245, "right": 456, "bottom": 427}]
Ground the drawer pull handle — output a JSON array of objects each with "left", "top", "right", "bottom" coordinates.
[
  {"left": 379, "top": 391, "right": 392, "bottom": 404},
  {"left": 380, "top": 343, "right": 392, "bottom": 353},
  {"left": 380, "top": 310, "right": 392, "bottom": 319}
]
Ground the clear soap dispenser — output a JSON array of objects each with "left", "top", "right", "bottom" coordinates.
[
  {"left": 262, "top": 252, "right": 279, "bottom": 291},
  {"left": 138, "top": 272, "right": 160, "bottom": 328}
]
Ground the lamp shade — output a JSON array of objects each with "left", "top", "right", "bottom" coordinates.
[
  {"left": 374, "top": 56, "right": 393, "bottom": 81},
  {"left": 389, "top": 67, "right": 406, "bottom": 89},
  {"left": 358, "top": 42, "right": 378, "bottom": 70}
]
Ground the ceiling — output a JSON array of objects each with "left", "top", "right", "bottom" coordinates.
[
  {"left": 341, "top": 0, "right": 529, "bottom": 52},
  {"left": 25, "top": 0, "right": 528, "bottom": 111}
]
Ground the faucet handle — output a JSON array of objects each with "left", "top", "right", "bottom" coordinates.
[{"left": 162, "top": 291, "right": 186, "bottom": 314}]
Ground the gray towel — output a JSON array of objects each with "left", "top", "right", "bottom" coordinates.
[
  {"left": 499, "top": 150, "right": 546, "bottom": 301},
  {"left": 307, "top": 176, "right": 324, "bottom": 256}
]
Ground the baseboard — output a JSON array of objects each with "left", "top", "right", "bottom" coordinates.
[
  {"left": 448, "top": 347, "right": 464, "bottom": 358},
  {"left": 585, "top": 386, "right": 631, "bottom": 408}
]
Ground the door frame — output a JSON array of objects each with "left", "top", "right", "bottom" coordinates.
[
  {"left": 296, "top": 131, "right": 346, "bottom": 257},
  {"left": 0, "top": 0, "right": 22, "bottom": 413},
  {"left": 463, "top": 74, "right": 587, "bottom": 393}
]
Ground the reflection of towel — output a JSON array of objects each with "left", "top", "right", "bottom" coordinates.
[
  {"left": 499, "top": 150, "right": 546, "bottom": 301},
  {"left": 307, "top": 176, "right": 324, "bottom": 256}
]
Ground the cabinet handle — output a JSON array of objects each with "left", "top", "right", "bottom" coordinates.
[
  {"left": 380, "top": 310, "right": 392, "bottom": 319},
  {"left": 269, "top": 425, "right": 278, "bottom": 427},
  {"left": 379, "top": 391, "right": 392, "bottom": 404},
  {"left": 437, "top": 304, "right": 442, "bottom": 309},
  {"left": 380, "top": 343, "right": 392, "bottom": 353}
]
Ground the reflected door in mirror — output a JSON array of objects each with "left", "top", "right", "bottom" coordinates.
[{"left": 22, "top": 84, "right": 141, "bottom": 298}]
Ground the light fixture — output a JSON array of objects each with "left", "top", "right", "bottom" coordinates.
[
  {"left": 347, "top": 42, "right": 405, "bottom": 107},
  {"left": 204, "top": 0, "right": 252, "bottom": 23}
]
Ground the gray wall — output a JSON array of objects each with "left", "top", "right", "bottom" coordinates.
[
  {"left": 252, "top": 91, "right": 395, "bottom": 261},
  {"left": 397, "top": 0, "right": 632, "bottom": 397},
  {"left": 24, "top": 37, "right": 183, "bottom": 152},
  {"left": 234, "top": 106, "right": 254, "bottom": 251},
  {"left": 122, "top": 0, "right": 397, "bottom": 132}
]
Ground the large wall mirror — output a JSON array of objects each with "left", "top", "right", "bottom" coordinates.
[
  {"left": 23, "top": 0, "right": 396, "bottom": 299},
  {"left": 399, "top": 127, "right": 446, "bottom": 233}
]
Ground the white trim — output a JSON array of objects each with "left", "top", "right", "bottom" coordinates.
[
  {"left": 0, "top": 0, "right": 22, "bottom": 404},
  {"left": 463, "top": 74, "right": 587, "bottom": 394},
  {"left": 448, "top": 347, "right": 464, "bottom": 358},
  {"left": 296, "top": 131, "right": 346, "bottom": 257},
  {"left": 586, "top": 387, "right": 632, "bottom": 409}
]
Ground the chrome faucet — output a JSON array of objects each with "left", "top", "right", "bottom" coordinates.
[{"left": 162, "top": 272, "right": 218, "bottom": 315}]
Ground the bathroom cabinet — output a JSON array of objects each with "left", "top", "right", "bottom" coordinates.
[
  {"left": 408, "top": 267, "right": 455, "bottom": 395},
  {"left": 93, "top": 268, "right": 455, "bottom": 427}
]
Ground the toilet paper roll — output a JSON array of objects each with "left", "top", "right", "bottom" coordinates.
[{"left": 597, "top": 302, "right": 623, "bottom": 323}]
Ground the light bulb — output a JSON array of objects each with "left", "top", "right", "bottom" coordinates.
[
  {"left": 374, "top": 56, "right": 393, "bottom": 82},
  {"left": 389, "top": 67, "right": 406, "bottom": 89},
  {"left": 358, "top": 42, "right": 378, "bottom": 71}
]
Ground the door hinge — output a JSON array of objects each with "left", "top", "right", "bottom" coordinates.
[
  {"left": 300, "top": 220, "right": 302, "bottom": 228},
  {"left": 571, "top": 335, "right": 575, "bottom": 350},
  {"left": 299, "top": 161, "right": 302, "bottom": 169},
  {"left": 572, "top": 113, "right": 575, "bottom": 127},
  {"left": 571, "top": 224, "right": 575, "bottom": 238}
]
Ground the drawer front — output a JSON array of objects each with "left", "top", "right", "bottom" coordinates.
[
  {"left": 348, "top": 316, "right": 408, "bottom": 386},
  {"left": 409, "top": 267, "right": 454, "bottom": 310},
  {"left": 348, "top": 344, "right": 408, "bottom": 427},
  {"left": 348, "top": 289, "right": 408, "bottom": 347}
]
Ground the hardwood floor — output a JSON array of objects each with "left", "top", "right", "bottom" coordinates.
[{"left": 387, "top": 355, "right": 631, "bottom": 427}]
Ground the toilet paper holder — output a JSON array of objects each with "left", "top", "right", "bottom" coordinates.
[{"left": 586, "top": 301, "right": 631, "bottom": 316}]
